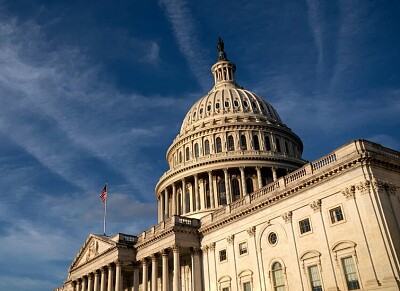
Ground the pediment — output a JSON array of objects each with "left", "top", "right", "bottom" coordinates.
[{"left": 69, "top": 234, "right": 116, "bottom": 270}]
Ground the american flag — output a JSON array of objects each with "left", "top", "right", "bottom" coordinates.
[{"left": 99, "top": 184, "right": 107, "bottom": 203}]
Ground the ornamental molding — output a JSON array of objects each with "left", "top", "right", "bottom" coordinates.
[
  {"left": 356, "top": 180, "right": 371, "bottom": 195},
  {"left": 281, "top": 211, "right": 293, "bottom": 223},
  {"left": 342, "top": 186, "right": 356, "bottom": 200},
  {"left": 226, "top": 235, "right": 235, "bottom": 244},
  {"left": 309, "top": 199, "right": 322, "bottom": 212},
  {"left": 247, "top": 226, "right": 256, "bottom": 237}
]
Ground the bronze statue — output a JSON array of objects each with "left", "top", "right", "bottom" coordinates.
[{"left": 217, "top": 37, "right": 227, "bottom": 61}]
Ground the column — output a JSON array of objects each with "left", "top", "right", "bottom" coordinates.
[
  {"left": 223, "top": 168, "right": 231, "bottom": 204},
  {"left": 191, "top": 249, "right": 202, "bottom": 291},
  {"left": 100, "top": 267, "right": 107, "bottom": 291},
  {"left": 182, "top": 179, "right": 186, "bottom": 214},
  {"left": 151, "top": 255, "right": 158, "bottom": 291},
  {"left": 208, "top": 171, "right": 215, "bottom": 208},
  {"left": 272, "top": 167, "right": 277, "bottom": 181},
  {"left": 160, "top": 193, "right": 164, "bottom": 222},
  {"left": 256, "top": 166, "right": 263, "bottom": 189},
  {"left": 107, "top": 264, "right": 114, "bottom": 291},
  {"left": 115, "top": 261, "right": 122, "bottom": 291},
  {"left": 164, "top": 188, "right": 169, "bottom": 218},
  {"left": 199, "top": 179, "right": 205, "bottom": 209},
  {"left": 194, "top": 174, "right": 200, "bottom": 211},
  {"left": 133, "top": 263, "right": 140, "bottom": 291},
  {"left": 88, "top": 273, "right": 93, "bottom": 291},
  {"left": 240, "top": 167, "right": 247, "bottom": 196},
  {"left": 162, "top": 250, "right": 169, "bottom": 291},
  {"left": 77, "top": 280, "right": 82, "bottom": 291},
  {"left": 82, "top": 276, "right": 87, "bottom": 291},
  {"left": 173, "top": 245, "right": 181, "bottom": 291},
  {"left": 188, "top": 183, "right": 194, "bottom": 213},
  {"left": 93, "top": 271, "right": 100, "bottom": 291},
  {"left": 172, "top": 183, "right": 177, "bottom": 215},
  {"left": 142, "top": 259, "right": 149, "bottom": 291}
]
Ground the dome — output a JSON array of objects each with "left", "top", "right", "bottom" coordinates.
[{"left": 155, "top": 38, "right": 306, "bottom": 221}]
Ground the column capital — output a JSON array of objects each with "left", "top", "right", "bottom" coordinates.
[
  {"left": 255, "top": 166, "right": 262, "bottom": 171},
  {"left": 239, "top": 166, "right": 245, "bottom": 171},
  {"left": 226, "top": 235, "right": 235, "bottom": 244},
  {"left": 161, "top": 248, "right": 170, "bottom": 256},
  {"left": 223, "top": 168, "right": 229, "bottom": 173},
  {"left": 132, "top": 261, "right": 141, "bottom": 269},
  {"left": 208, "top": 242, "right": 216, "bottom": 251},
  {"left": 151, "top": 253, "right": 159, "bottom": 261},
  {"left": 172, "top": 244, "right": 180, "bottom": 252},
  {"left": 141, "top": 257, "right": 149, "bottom": 265},
  {"left": 190, "top": 248, "right": 202, "bottom": 256},
  {"left": 107, "top": 263, "right": 114, "bottom": 269},
  {"left": 100, "top": 266, "right": 107, "bottom": 273}
]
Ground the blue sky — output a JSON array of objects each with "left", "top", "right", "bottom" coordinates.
[{"left": 0, "top": 0, "right": 399, "bottom": 290}]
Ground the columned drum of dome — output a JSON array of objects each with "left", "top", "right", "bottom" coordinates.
[{"left": 155, "top": 39, "right": 307, "bottom": 221}]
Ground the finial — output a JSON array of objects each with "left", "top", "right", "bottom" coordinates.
[{"left": 217, "top": 37, "right": 227, "bottom": 61}]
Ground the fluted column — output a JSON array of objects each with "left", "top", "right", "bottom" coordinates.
[
  {"left": 208, "top": 171, "right": 215, "bottom": 208},
  {"left": 133, "top": 263, "right": 140, "bottom": 291},
  {"left": 107, "top": 264, "right": 114, "bottom": 291},
  {"left": 191, "top": 249, "right": 202, "bottom": 291},
  {"left": 223, "top": 169, "right": 231, "bottom": 204},
  {"left": 100, "top": 268, "right": 106, "bottom": 291},
  {"left": 160, "top": 193, "right": 164, "bottom": 222},
  {"left": 77, "top": 280, "right": 82, "bottom": 291},
  {"left": 93, "top": 271, "right": 100, "bottom": 291},
  {"left": 240, "top": 167, "right": 247, "bottom": 196},
  {"left": 172, "top": 183, "right": 177, "bottom": 215},
  {"left": 151, "top": 255, "right": 158, "bottom": 291},
  {"left": 82, "top": 276, "right": 87, "bottom": 291},
  {"left": 272, "top": 167, "right": 277, "bottom": 181},
  {"left": 256, "top": 166, "right": 263, "bottom": 189},
  {"left": 173, "top": 245, "right": 181, "bottom": 291},
  {"left": 181, "top": 179, "right": 186, "bottom": 214},
  {"left": 194, "top": 174, "right": 200, "bottom": 211},
  {"left": 164, "top": 188, "right": 169, "bottom": 218},
  {"left": 87, "top": 273, "right": 93, "bottom": 291},
  {"left": 199, "top": 179, "right": 205, "bottom": 209},
  {"left": 162, "top": 249, "right": 169, "bottom": 291},
  {"left": 115, "top": 261, "right": 122, "bottom": 291},
  {"left": 142, "top": 259, "right": 149, "bottom": 291}
]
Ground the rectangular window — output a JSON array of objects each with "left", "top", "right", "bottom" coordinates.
[
  {"left": 299, "top": 218, "right": 311, "bottom": 234},
  {"left": 243, "top": 282, "right": 251, "bottom": 291},
  {"left": 330, "top": 206, "right": 344, "bottom": 224},
  {"left": 219, "top": 249, "right": 227, "bottom": 262},
  {"left": 308, "top": 265, "right": 322, "bottom": 291},
  {"left": 222, "top": 288, "right": 229, "bottom": 291},
  {"left": 239, "top": 242, "right": 248, "bottom": 255},
  {"left": 342, "top": 257, "right": 360, "bottom": 290}
]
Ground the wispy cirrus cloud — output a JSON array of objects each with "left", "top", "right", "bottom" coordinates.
[
  {"left": 158, "top": 0, "right": 210, "bottom": 90},
  {"left": 306, "top": 0, "right": 324, "bottom": 76}
]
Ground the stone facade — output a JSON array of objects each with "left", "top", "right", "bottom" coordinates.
[{"left": 55, "top": 43, "right": 400, "bottom": 291}]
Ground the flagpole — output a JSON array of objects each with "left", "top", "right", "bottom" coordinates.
[{"left": 103, "top": 180, "right": 108, "bottom": 236}]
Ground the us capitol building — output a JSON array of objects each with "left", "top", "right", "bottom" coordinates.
[{"left": 55, "top": 39, "right": 400, "bottom": 291}]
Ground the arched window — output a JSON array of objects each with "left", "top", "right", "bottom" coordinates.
[
  {"left": 272, "top": 262, "right": 285, "bottom": 291},
  {"left": 228, "top": 135, "right": 235, "bottom": 151},
  {"left": 185, "top": 147, "right": 190, "bottom": 161},
  {"left": 194, "top": 143, "right": 199, "bottom": 158},
  {"left": 265, "top": 135, "right": 271, "bottom": 151},
  {"left": 276, "top": 138, "right": 282, "bottom": 153},
  {"left": 253, "top": 135, "right": 260, "bottom": 150},
  {"left": 179, "top": 151, "right": 183, "bottom": 163},
  {"left": 231, "top": 179, "right": 240, "bottom": 201},
  {"left": 218, "top": 180, "right": 227, "bottom": 205},
  {"left": 241, "top": 135, "right": 247, "bottom": 150},
  {"left": 284, "top": 141, "right": 289, "bottom": 155},
  {"left": 246, "top": 178, "right": 254, "bottom": 194},
  {"left": 204, "top": 140, "right": 210, "bottom": 155},
  {"left": 216, "top": 137, "right": 222, "bottom": 153}
]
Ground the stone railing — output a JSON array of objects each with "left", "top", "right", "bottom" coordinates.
[
  {"left": 136, "top": 216, "right": 200, "bottom": 244},
  {"left": 200, "top": 139, "right": 400, "bottom": 226}
]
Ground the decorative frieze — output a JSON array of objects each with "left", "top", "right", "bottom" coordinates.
[
  {"left": 309, "top": 199, "right": 322, "bottom": 212},
  {"left": 282, "top": 211, "right": 293, "bottom": 223}
]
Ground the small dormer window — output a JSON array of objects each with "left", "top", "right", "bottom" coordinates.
[
  {"left": 216, "top": 102, "right": 220, "bottom": 109},
  {"left": 207, "top": 104, "right": 211, "bottom": 111},
  {"left": 243, "top": 100, "right": 248, "bottom": 108},
  {"left": 193, "top": 112, "right": 196, "bottom": 118},
  {"left": 252, "top": 101, "right": 257, "bottom": 109},
  {"left": 234, "top": 100, "right": 239, "bottom": 107},
  {"left": 200, "top": 108, "right": 203, "bottom": 114},
  {"left": 225, "top": 101, "right": 230, "bottom": 107}
]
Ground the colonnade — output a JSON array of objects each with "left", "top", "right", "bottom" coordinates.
[
  {"left": 158, "top": 166, "right": 284, "bottom": 222},
  {"left": 72, "top": 261, "right": 123, "bottom": 291}
]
